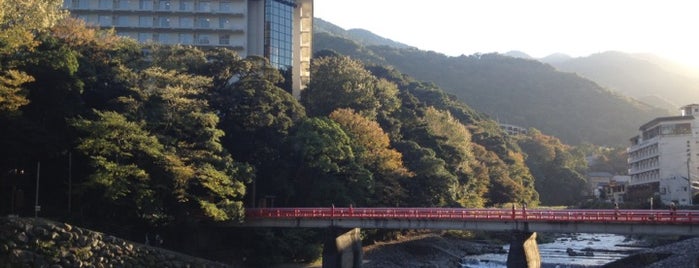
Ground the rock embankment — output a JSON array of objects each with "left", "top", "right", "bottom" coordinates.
[
  {"left": 0, "top": 216, "right": 230, "bottom": 267},
  {"left": 604, "top": 236, "right": 699, "bottom": 268},
  {"left": 362, "top": 232, "right": 505, "bottom": 268}
]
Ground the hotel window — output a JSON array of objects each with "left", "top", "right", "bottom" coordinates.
[
  {"left": 180, "top": 17, "right": 193, "bottom": 27},
  {"left": 158, "top": 0, "right": 171, "bottom": 10},
  {"left": 160, "top": 33, "right": 176, "bottom": 44},
  {"left": 72, "top": 0, "right": 88, "bottom": 9},
  {"left": 139, "top": 16, "right": 153, "bottom": 27},
  {"left": 99, "top": 0, "right": 112, "bottom": 9},
  {"left": 264, "top": 0, "right": 294, "bottom": 69},
  {"left": 198, "top": 1, "right": 210, "bottom": 11},
  {"left": 179, "top": 33, "right": 193, "bottom": 44},
  {"left": 159, "top": 17, "right": 171, "bottom": 27},
  {"left": 197, "top": 34, "right": 210, "bottom": 45},
  {"left": 138, "top": 32, "right": 152, "bottom": 42},
  {"left": 98, "top": 15, "right": 113, "bottom": 26},
  {"left": 220, "top": 1, "right": 232, "bottom": 12},
  {"left": 116, "top": 16, "right": 130, "bottom": 26},
  {"left": 198, "top": 18, "right": 210, "bottom": 28},
  {"left": 179, "top": 0, "right": 193, "bottom": 11},
  {"left": 116, "top": 0, "right": 132, "bottom": 9},
  {"left": 219, "top": 34, "right": 230, "bottom": 45},
  {"left": 218, "top": 17, "right": 229, "bottom": 29},
  {"left": 139, "top": 0, "right": 153, "bottom": 10}
]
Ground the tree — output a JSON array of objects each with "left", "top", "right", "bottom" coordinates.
[
  {"left": 301, "top": 55, "right": 399, "bottom": 119},
  {"left": 72, "top": 110, "right": 167, "bottom": 223},
  {"left": 329, "top": 108, "right": 412, "bottom": 205},
  {"left": 288, "top": 117, "right": 371, "bottom": 206}
]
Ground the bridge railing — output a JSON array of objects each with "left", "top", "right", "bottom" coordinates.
[{"left": 246, "top": 207, "right": 699, "bottom": 224}]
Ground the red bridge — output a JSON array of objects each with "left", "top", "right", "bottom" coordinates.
[
  {"left": 243, "top": 207, "right": 699, "bottom": 235},
  {"left": 240, "top": 207, "right": 699, "bottom": 267}
]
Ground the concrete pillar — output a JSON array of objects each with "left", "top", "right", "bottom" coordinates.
[
  {"left": 322, "top": 228, "right": 362, "bottom": 268},
  {"left": 506, "top": 231, "right": 541, "bottom": 268}
]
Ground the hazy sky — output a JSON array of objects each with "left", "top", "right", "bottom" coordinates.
[{"left": 314, "top": 0, "right": 699, "bottom": 68}]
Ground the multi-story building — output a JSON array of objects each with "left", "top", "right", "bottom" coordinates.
[
  {"left": 63, "top": 0, "right": 313, "bottom": 97},
  {"left": 627, "top": 104, "right": 699, "bottom": 205}
]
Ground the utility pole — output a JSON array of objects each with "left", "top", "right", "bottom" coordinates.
[{"left": 34, "top": 161, "right": 40, "bottom": 218}]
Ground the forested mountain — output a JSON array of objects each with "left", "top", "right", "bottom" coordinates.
[
  {"left": 544, "top": 51, "right": 699, "bottom": 112},
  {"left": 314, "top": 18, "right": 414, "bottom": 49},
  {"left": 314, "top": 22, "right": 669, "bottom": 146}
]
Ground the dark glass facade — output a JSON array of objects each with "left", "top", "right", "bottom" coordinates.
[{"left": 265, "top": 0, "right": 295, "bottom": 70}]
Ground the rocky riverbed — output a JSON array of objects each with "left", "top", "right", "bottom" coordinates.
[
  {"left": 604, "top": 236, "right": 699, "bottom": 267},
  {"left": 362, "top": 232, "right": 506, "bottom": 268}
]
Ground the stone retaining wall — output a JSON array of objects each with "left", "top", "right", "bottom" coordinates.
[{"left": 0, "top": 216, "right": 231, "bottom": 267}]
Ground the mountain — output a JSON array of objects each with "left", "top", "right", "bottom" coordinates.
[
  {"left": 547, "top": 51, "right": 699, "bottom": 112},
  {"left": 539, "top": 53, "right": 573, "bottom": 64},
  {"left": 314, "top": 18, "right": 414, "bottom": 49},
  {"left": 505, "top": 50, "right": 533, "bottom": 59},
  {"left": 312, "top": 21, "right": 669, "bottom": 146}
]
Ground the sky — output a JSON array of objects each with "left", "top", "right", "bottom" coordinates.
[{"left": 314, "top": 0, "right": 699, "bottom": 68}]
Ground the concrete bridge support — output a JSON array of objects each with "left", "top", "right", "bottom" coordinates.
[
  {"left": 506, "top": 231, "right": 541, "bottom": 268},
  {"left": 322, "top": 228, "right": 362, "bottom": 268}
]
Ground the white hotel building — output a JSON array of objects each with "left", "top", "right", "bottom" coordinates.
[
  {"left": 627, "top": 104, "right": 699, "bottom": 205},
  {"left": 63, "top": 0, "right": 313, "bottom": 97}
]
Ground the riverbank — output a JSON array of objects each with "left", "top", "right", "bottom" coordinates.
[
  {"left": 604, "top": 236, "right": 699, "bottom": 267},
  {"left": 361, "top": 232, "right": 505, "bottom": 267}
]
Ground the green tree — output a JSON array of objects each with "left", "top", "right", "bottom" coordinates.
[
  {"left": 72, "top": 110, "right": 166, "bottom": 223},
  {"left": 301, "top": 55, "right": 399, "bottom": 119},
  {"left": 288, "top": 117, "right": 371, "bottom": 206},
  {"left": 329, "top": 108, "right": 412, "bottom": 205}
]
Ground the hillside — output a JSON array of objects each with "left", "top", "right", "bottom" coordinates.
[
  {"left": 545, "top": 51, "right": 699, "bottom": 112},
  {"left": 313, "top": 22, "right": 669, "bottom": 146},
  {"left": 314, "top": 18, "right": 414, "bottom": 49}
]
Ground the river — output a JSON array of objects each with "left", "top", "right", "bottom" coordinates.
[{"left": 460, "top": 233, "right": 642, "bottom": 268}]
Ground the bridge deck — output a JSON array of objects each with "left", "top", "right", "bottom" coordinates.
[{"left": 240, "top": 207, "right": 699, "bottom": 235}]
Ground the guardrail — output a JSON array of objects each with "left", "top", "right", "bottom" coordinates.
[{"left": 246, "top": 207, "right": 699, "bottom": 224}]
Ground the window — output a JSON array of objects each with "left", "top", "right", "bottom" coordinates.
[
  {"left": 198, "top": 18, "right": 210, "bottom": 28},
  {"left": 219, "top": 34, "right": 230, "bottom": 45},
  {"left": 218, "top": 17, "right": 229, "bottom": 28},
  {"left": 116, "top": 16, "right": 131, "bottom": 26},
  {"left": 179, "top": 33, "right": 193, "bottom": 44},
  {"left": 139, "top": 16, "right": 153, "bottom": 27},
  {"left": 138, "top": 32, "right": 152, "bottom": 42},
  {"left": 158, "top": 0, "right": 171, "bottom": 10},
  {"left": 117, "top": 0, "right": 132, "bottom": 9},
  {"left": 98, "top": 15, "right": 113, "bottom": 26},
  {"left": 99, "top": 0, "right": 112, "bottom": 8},
  {"left": 198, "top": 1, "right": 210, "bottom": 11},
  {"left": 180, "top": 17, "right": 193, "bottom": 27},
  {"left": 159, "top": 17, "right": 171, "bottom": 27},
  {"left": 198, "top": 34, "right": 210, "bottom": 45},
  {"left": 139, "top": 0, "right": 153, "bottom": 10},
  {"left": 220, "top": 1, "right": 232, "bottom": 12},
  {"left": 179, "top": 0, "right": 193, "bottom": 11}
]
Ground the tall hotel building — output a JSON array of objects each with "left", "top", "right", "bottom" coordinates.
[
  {"left": 627, "top": 104, "right": 699, "bottom": 205},
  {"left": 63, "top": 0, "right": 313, "bottom": 97}
]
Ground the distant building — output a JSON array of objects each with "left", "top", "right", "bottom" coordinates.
[
  {"left": 587, "top": 172, "right": 613, "bottom": 198},
  {"left": 627, "top": 104, "right": 699, "bottom": 205},
  {"left": 499, "top": 123, "right": 528, "bottom": 136},
  {"left": 604, "top": 175, "right": 630, "bottom": 204},
  {"left": 62, "top": 0, "right": 313, "bottom": 97}
]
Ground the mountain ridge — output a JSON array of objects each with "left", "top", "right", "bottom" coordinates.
[{"left": 312, "top": 20, "right": 670, "bottom": 146}]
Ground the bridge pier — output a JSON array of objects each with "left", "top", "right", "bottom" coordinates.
[
  {"left": 506, "top": 230, "right": 541, "bottom": 268},
  {"left": 322, "top": 227, "right": 362, "bottom": 268}
]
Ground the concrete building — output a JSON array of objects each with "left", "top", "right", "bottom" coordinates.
[
  {"left": 63, "top": 0, "right": 313, "bottom": 97},
  {"left": 627, "top": 104, "right": 699, "bottom": 205}
]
